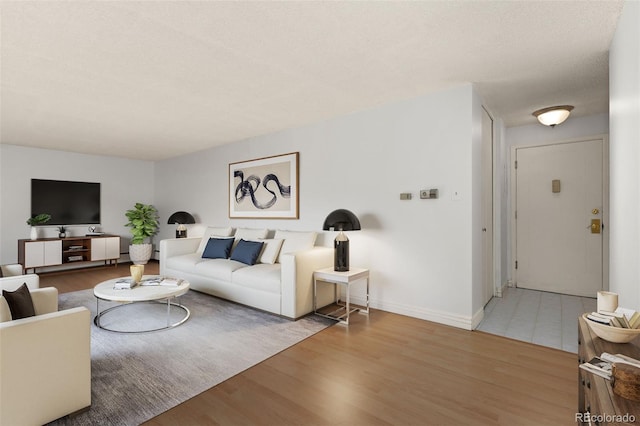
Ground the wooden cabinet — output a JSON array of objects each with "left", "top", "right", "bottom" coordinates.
[
  {"left": 578, "top": 317, "right": 640, "bottom": 425},
  {"left": 18, "top": 235, "right": 120, "bottom": 272},
  {"left": 91, "top": 236, "right": 120, "bottom": 262},
  {"left": 20, "top": 240, "right": 62, "bottom": 269}
]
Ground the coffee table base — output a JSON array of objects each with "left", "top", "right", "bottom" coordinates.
[{"left": 94, "top": 298, "right": 191, "bottom": 333}]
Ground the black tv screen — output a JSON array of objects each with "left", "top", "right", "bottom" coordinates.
[{"left": 31, "top": 179, "right": 101, "bottom": 225}]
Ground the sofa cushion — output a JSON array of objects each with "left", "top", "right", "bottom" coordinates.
[
  {"left": 195, "top": 259, "right": 247, "bottom": 282},
  {"left": 165, "top": 253, "right": 205, "bottom": 271},
  {"left": 196, "top": 227, "right": 234, "bottom": 257},
  {"left": 2, "top": 283, "right": 36, "bottom": 320},
  {"left": 234, "top": 228, "right": 269, "bottom": 241},
  {"left": 230, "top": 239, "right": 264, "bottom": 266},
  {"left": 274, "top": 230, "right": 317, "bottom": 262},
  {"left": 202, "top": 238, "right": 235, "bottom": 259},
  {"left": 232, "top": 264, "right": 282, "bottom": 294},
  {"left": 255, "top": 239, "right": 284, "bottom": 264}
]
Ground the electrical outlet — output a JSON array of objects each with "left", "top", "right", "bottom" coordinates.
[{"left": 420, "top": 189, "right": 438, "bottom": 199}]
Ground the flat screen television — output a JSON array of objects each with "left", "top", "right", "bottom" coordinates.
[{"left": 31, "top": 179, "right": 101, "bottom": 225}]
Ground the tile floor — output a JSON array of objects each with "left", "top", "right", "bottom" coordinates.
[{"left": 477, "top": 286, "right": 596, "bottom": 353}]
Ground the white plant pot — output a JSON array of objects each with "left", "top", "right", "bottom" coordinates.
[
  {"left": 129, "top": 243, "right": 152, "bottom": 265},
  {"left": 30, "top": 226, "right": 38, "bottom": 240}
]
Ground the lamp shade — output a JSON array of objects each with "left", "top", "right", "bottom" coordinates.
[
  {"left": 322, "top": 209, "right": 361, "bottom": 232},
  {"left": 167, "top": 211, "right": 195, "bottom": 225},
  {"left": 532, "top": 105, "right": 574, "bottom": 127}
]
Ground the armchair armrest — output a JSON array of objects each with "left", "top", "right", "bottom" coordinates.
[
  {"left": 30, "top": 287, "right": 59, "bottom": 315},
  {"left": 160, "top": 238, "right": 201, "bottom": 275},
  {"left": 0, "top": 273, "right": 39, "bottom": 292},
  {"left": 0, "top": 287, "right": 57, "bottom": 322},
  {"left": 280, "top": 247, "right": 333, "bottom": 319},
  {"left": 0, "top": 306, "right": 91, "bottom": 425},
  {"left": 0, "top": 264, "right": 24, "bottom": 276}
]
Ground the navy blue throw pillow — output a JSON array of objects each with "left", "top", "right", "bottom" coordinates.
[
  {"left": 202, "top": 238, "right": 234, "bottom": 259},
  {"left": 230, "top": 239, "right": 265, "bottom": 266}
]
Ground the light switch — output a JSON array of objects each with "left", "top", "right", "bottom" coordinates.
[{"left": 420, "top": 189, "right": 439, "bottom": 199}]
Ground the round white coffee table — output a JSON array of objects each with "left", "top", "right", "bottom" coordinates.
[{"left": 93, "top": 276, "right": 190, "bottom": 333}]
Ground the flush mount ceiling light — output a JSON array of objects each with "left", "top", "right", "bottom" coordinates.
[{"left": 532, "top": 105, "right": 574, "bottom": 127}]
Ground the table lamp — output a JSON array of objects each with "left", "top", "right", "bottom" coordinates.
[
  {"left": 322, "top": 209, "right": 361, "bottom": 272},
  {"left": 167, "top": 211, "right": 195, "bottom": 238}
]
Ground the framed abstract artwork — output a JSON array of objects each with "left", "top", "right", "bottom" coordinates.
[{"left": 229, "top": 152, "right": 299, "bottom": 219}]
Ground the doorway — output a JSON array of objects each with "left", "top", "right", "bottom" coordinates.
[{"left": 513, "top": 138, "right": 608, "bottom": 297}]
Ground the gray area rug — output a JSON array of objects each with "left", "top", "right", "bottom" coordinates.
[{"left": 50, "top": 289, "right": 333, "bottom": 425}]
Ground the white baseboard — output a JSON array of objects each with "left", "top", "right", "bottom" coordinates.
[
  {"left": 495, "top": 280, "right": 509, "bottom": 297},
  {"left": 347, "top": 294, "right": 478, "bottom": 331}
]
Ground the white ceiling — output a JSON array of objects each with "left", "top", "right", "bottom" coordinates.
[{"left": 0, "top": 1, "right": 624, "bottom": 161}]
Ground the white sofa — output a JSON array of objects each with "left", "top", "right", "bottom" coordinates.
[
  {"left": 0, "top": 287, "right": 91, "bottom": 426},
  {"left": 160, "top": 227, "right": 334, "bottom": 319}
]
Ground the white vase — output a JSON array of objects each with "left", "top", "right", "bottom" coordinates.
[
  {"left": 30, "top": 226, "right": 38, "bottom": 240},
  {"left": 129, "top": 243, "right": 152, "bottom": 265}
]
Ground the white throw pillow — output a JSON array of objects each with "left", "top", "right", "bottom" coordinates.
[
  {"left": 273, "top": 230, "right": 317, "bottom": 263},
  {"left": 254, "top": 239, "right": 284, "bottom": 264},
  {"left": 196, "top": 227, "right": 234, "bottom": 257},
  {"left": 234, "top": 228, "right": 269, "bottom": 241}
]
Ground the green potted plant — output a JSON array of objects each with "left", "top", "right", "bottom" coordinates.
[
  {"left": 57, "top": 226, "right": 67, "bottom": 238},
  {"left": 27, "top": 213, "right": 51, "bottom": 240},
  {"left": 125, "top": 202, "right": 159, "bottom": 265}
]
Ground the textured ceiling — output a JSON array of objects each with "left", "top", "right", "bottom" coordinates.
[{"left": 0, "top": 1, "right": 624, "bottom": 161}]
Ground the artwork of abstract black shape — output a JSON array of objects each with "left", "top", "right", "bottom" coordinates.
[
  {"left": 234, "top": 171, "right": 291, "bottom": 210},
  {"left": 228, "top": 152, "right": 299, "bottom": 219}
]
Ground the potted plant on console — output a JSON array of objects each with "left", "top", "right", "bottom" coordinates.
[
  {"left": 125, "top": 202, "right": 159, "bottom": 265},
  {"left": 27, "top": 213, "right": 51, "bottom": 240}
]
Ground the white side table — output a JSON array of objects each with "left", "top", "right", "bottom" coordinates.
[{"left": 313, "top": 267, "right": 369, "bottom": 325}]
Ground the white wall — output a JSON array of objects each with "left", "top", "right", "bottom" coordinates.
[
  {"left": 155, "top": 84, "right": 483, "bottom": 329},
  {"left": 0, "top": 145, "right": 155, "bottom": 264},
  {"left": 609, "top": 0, "right": 640, "bottom": 309},
  {"left": 504, "top": 113, "right": 609, "bottom": 284},
  {"left": 471, "top": 89, "right": 485, "bottom": 321},
  {"left": 495, "top": 117, "right": 508, "bottom": 293}
]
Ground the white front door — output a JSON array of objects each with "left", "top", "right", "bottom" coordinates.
[{"left": 515, "top": 139, "right": 605, "bottom": 297}]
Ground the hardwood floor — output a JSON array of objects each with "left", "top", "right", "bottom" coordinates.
[
  {"left": 43, "top": 264, "right": 578, "bottom": 425},
  {"left": 39, "top": 260, "right": 159, "bottom": 293}
]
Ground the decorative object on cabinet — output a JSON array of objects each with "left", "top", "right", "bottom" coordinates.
[
  {"left": 125, "top": 203, "right": 159, "bottom": 265},
  {"left": 583, "top": 313, "right": 640, "bottom": 343},
  {"left": 57, "top": 226, "right": 67, "bottom": 238},
  {"left": 322, "top": 209, "right": 361, "bottom": 272},
  {"left": 167, "top": 211, "right": 195, "bottom": 238},
  {"left": 577, "top": 316, "right": 640, "bottom": 424},
  {"left": 229, "top": 152, "right": 299, "bottom": 219},
  {"left": 26, "top": 213, "right": 51, "bottom": 240}
]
